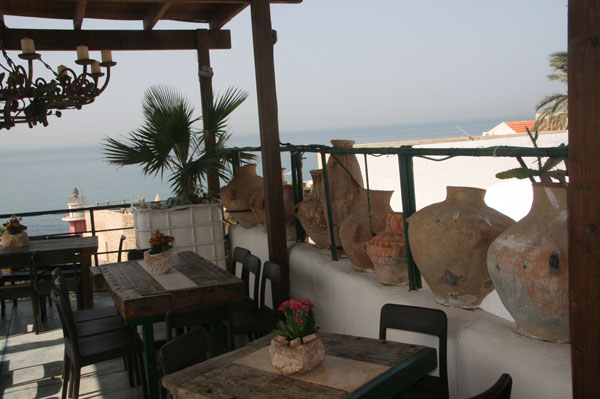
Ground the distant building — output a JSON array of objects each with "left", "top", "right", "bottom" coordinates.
[{"left": 482, "top": 120, "right": 536, "bottom": 136}]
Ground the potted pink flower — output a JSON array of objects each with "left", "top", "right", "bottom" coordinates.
[
  {"left": 269, "top": 298, "right": 325, "bottom": 374},
  {"left": 1, "top": 216, "right": 29, "bottom": 248}
]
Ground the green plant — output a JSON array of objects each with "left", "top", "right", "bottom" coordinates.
[
  {"left": 2, "top": 215, "right": 27, "bottom": 235},
  {"left": 148, "top": 229, "right": 174, "bottom": 254},
  {"left": 495, "top": 128, "right": 567, "bottom": 185},
  {"left": 273, "top": 298, "right": 319, "bottom": 341},
  {"left": 103, "top": 85, "right": 254, "bottom": 202},
  {"left": 534, "top": 51, "right": 568, "bottom": 131}
]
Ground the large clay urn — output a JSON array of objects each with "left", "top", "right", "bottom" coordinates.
[
  {"left": 250, "top": 169, "right": 297, "bottom": 241},
  {"left": 339, "top": 189, "right": 393, "bottom": 271},
  {"left": 487, "top": 183, "right": 569, "bottom": 342},
  {"left": 407, "top": 186, "right": 514, "bottom": 308},
  {"left": 295, "top": 170, "right": 330, "bottom": 248},
  {"left": 221, "top": 164, "right": 263, "bottom": 228},
  {"left": 321, "top": 140, "right": 364, "bottom": 246},
  {"left": 364, "top": 212, "right": 408, "bottom": 285}
]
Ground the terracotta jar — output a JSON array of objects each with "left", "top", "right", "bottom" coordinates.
[
  {"left": 487, "top": 183, "right": 569, "bottom": 342},
  {"left": 1, "top": 232, "right": 29, "bottom": 248},
  {"left": 364, "top": 212, "right": 408, "bottom": 285},
  {"left": 407, "top": 186, "right": 514, "bottom": 308},
  {"left": 250, "top": 170, "right": 297, "bottom": 241},
  {"left": 221, "top": 164, "right": 263, "bottom": 228},
  {"left": 295, "top": 170, "right": 330, "bottom": 248},
  {"left": 321, "top": 140, "right": 364, "bottom": 246},
  {"left": 339, "top": 189, "right": 393, "bottom": 271}
]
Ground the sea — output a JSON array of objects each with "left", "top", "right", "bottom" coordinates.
[{"left": 0, "top": 118, "right": 505, "bottom": 236}]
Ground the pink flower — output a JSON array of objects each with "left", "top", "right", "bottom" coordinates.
[{"left": 294, "top": 316, "right": 304, "bottom": 323}]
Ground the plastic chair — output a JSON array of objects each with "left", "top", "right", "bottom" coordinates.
[
  {"left": 230, "top": 261, "right": 282, "bottom": 346},
  {"left": 166, "top": 303, "right": 233, "bottom": 354},
  {"left": 0, "top": 253, "right": 38, "bottom": 321},
  {"left": 240, "top": 253, "right": 261, "bottom": 309},
  {"left": 379, "top": 304, "right": 449, "bottom": 399},
  {"left": 51, "top": 276, "right": 146, "bottom": 399},
  {"left": 468, "top": 374, "right": 512, "bottom": 399},
  {"left": 227, "top": 246, "right": 251, "bottom": 275},
  {"left": 117, "top": 234, "right": 126, "bottom": 262}
]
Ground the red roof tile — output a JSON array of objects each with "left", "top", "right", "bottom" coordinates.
[{"left": 505, "top": 120, "right": 536, "bottom": 133}]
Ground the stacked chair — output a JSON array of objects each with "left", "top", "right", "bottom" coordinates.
[{"left": 51, "top": 272, "right": 146, "bottom": 399}]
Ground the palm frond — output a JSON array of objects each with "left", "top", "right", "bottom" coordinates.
[{"left": 202, "top": 87, "right": 248, "bottom": 137}]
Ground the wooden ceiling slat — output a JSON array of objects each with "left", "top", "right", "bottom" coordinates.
[
  {"left": 207, "top": 3, "right": 246, "bottom": 29},
  {"left": 74, "top": 0, "right": 88, "bottom": 30},
  {"left": 1, "top": 28, "right": 231, "bottom": 51},
  {"left": 143, "top": 2, "right": 172, "bottom": 30}
]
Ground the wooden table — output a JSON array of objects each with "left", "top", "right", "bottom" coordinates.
[
  {"left": 99, "top": 251, "right": 246, "bottom": 399},
  {"left": 162, "top": 331, "right": 437, "bottom": 399},
  {"left": 0, "top": 235, "right": 98, "bottom": 310}
]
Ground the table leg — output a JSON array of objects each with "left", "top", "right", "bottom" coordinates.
[
  {"left": 80, "top": 255, "right": 94, "bottom": 309},
  {"left": 141, "top": 322, "right": 159, "bottom": 399}
]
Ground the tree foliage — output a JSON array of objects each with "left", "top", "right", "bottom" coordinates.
[{"left": 534, "top": 51, "right": 568, "bottom": 131}]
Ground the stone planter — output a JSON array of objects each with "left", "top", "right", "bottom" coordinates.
[
  {"left": 487, "top": 183, "right": 569, "bottom": 342},
  {"left": 269, "top": 334, "right": 326, "bottom": 374},
  {"left": 407, "top": 186, "right": 514, "bottom": 308},
  {"left": 221, "top": 164, "right": 263, "bottom": 228},
  {"left": 339, "top": 189, "right": 393, "bottom": 271},
  {"left": 364, "top": 212, "right": 408, "bottom": 285},
  {"left": 1, "top": 232, "right": 29, "bottom": 248},
  {"left": 295, "top": 170, "right": 330, "bottom": 248},
  {"left": 321, "top": 140, "right": 365, "bottom": 246},
  {"left": 144, "top": 249, "right": 178, "bottom": 274}
]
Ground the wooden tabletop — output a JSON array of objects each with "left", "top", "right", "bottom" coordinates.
[
  {"left": 162, "top": 332, "right": 438, "bottom": 399},
  {"left": 0, "top": 236, "right": 98, "bottom": 267},
  {"left": 99, "top": 251, "right": 246, "bottom": 320}
]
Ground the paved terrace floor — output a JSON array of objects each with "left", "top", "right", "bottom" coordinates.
[{"left": 0, "top": 292, "right": 148, "bottom": 399}]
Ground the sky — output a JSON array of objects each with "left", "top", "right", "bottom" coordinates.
[{"left": 0, "top": 0, "right": 568, "bottom": 151}]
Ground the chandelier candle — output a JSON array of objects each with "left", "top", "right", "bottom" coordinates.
[
  {"left": 101, "top": 50, "right": 112, "bottom": 63},
  {"left": 20, "top": 37, "right": 35, "bottom": 54},
  {"left": 91, "top": 61, "right": 101, "bottom": 74},
  {"left": 76, "top": 45, "right": 89, "bottom": 61}
]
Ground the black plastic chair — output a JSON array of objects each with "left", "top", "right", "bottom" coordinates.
[
  {"left": 117, "top": 234, "right": 126, "bottom": 262},
  {"left": 468, "top": 374, "right": 512, "bottom": 399},
  {"left": 51, "top": 276, "right": 146, "bottom": 399},
  {"left": 239, "top": 253, "right": 261, "bottom": 309},
  {"left": 230, "top": 260, "right": 282, "bottom": 346},
  {"left": 0, "top": 253, "right": 38, "bottom": 322},
  {"left": 227, "top": 247, "right": 251, "bottom": 276},
  {"left": 379, "top": 304, "right": 449, "bottom": 399},
  {"left": 165, "top": 303, "right": 233, "bottom": 355}
]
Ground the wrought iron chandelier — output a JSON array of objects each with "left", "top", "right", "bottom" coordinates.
[{"left": 0, "top": 24, "right": 116, "bottom": 130}]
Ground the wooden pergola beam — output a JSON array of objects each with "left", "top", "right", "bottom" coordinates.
[
  {"left": 0, "top": 29, "right": 231, "bottom": 51},
  {"left": 568, "top": 1, "right": 600, "bottom": 397},
  {"left": 73, "top": 0, "right": 87, "bottom": 30},
  {"left": 143, "top": 2, "right": 172, "bottom": 30}
]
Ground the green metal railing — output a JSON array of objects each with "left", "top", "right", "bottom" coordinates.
[{"left": 230, "top": 143, "right": 569, "bottom": 291}]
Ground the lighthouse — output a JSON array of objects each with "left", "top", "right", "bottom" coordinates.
[{"left": 62, "top": 187, "right": 87, "bottom": 236}]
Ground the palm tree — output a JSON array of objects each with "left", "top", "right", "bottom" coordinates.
[
  {"left": 103, "top": 85, "right": 251, "bottom": 202},
  {"left": 534, "top": 51, "right": 568, "bottom": 131}
]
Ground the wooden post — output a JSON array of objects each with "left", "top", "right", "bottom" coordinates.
[
  {"left": 250, "top": 0, "right": 289, "bottom": 299},
  {"left": 568, "top": 1, "right": 600, "bottom": 397},
  {"left": 196, "top": 31, "right": 220, "bottom": 196}
]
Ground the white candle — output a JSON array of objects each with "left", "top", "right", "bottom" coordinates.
[
  {"left": 20, "top": 38, "right": 35, "bottom": 54},
  {"left": 101, "top": 50, "right": 112, "bottom": 63},
  {"left": 91, "top": 61, "right": 101, "bottom": 74},
  {"left": 57, "top": 65, "right": 67, "bottom": 76},
  {"left": 76, "top": 45, "right": 89, "bottom": 60}
]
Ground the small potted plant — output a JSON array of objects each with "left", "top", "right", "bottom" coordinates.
[
  {"left": 269, "top": 298, "right": 325, "bottom": 374},
  {"left": 1, "top": 215, "right": 29, "bottom": 248},
  {"left": 143, "top": 229, "right": 178, "bottom": 274}
]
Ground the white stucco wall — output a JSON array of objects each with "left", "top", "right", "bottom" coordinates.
[{"left": 229, "top": 225, "right": 572, "bottom": 399}]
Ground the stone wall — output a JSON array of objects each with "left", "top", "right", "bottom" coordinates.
[{"left": 85, "top": 208, "right": 135, "bottom": 264}]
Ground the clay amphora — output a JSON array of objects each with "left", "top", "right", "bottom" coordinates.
[
  {"left": 339, "top": 189, "right": 393, "bottom": 271},
  {"left": 407, "top": 186, "right": 514, "bottom": 308},
  {"left": 487, "top": 183, "right": 569, "bottom": 342},
  {"left": 249, "top": 169, "right": 297, "bottom": 241},
  {"left": 321, "top": 140, "right": 364, "bottom": 247},
  {"left": 364, "top": 212, "right": 408, "bottom": 285},
  {"left": 295, "top": 170, "right": 330, "bottom": 248},
  {"left": 221, "top": 164, "right": 263, "bottom": 228}
]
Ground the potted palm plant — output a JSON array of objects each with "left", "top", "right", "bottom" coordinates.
[{"left": 103, "top": 85, "right": 253, "bottom": 267}]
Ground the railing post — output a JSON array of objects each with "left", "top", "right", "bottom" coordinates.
[
  {"left": 398, "top": 152, "right": 422, "bottom": 290},
  {"left": 88, "top": 209, "right": 99, "bottom": 267},
  {"left": 320, "top": 151, "right": 338, "bottom": 260},
  {"left": 290, "top": 150, "right": 306, "bottom": 242},
  {"left": 232, "top": 150, "right": 241, "bottom": 175}
]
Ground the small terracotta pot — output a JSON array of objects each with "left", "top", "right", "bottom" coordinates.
[
  {"left": 221, "top": 164, "right": 263, "bottom": 228},
  {"left": 364, "top": 212, "right": 408, "bottom": 285}
]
